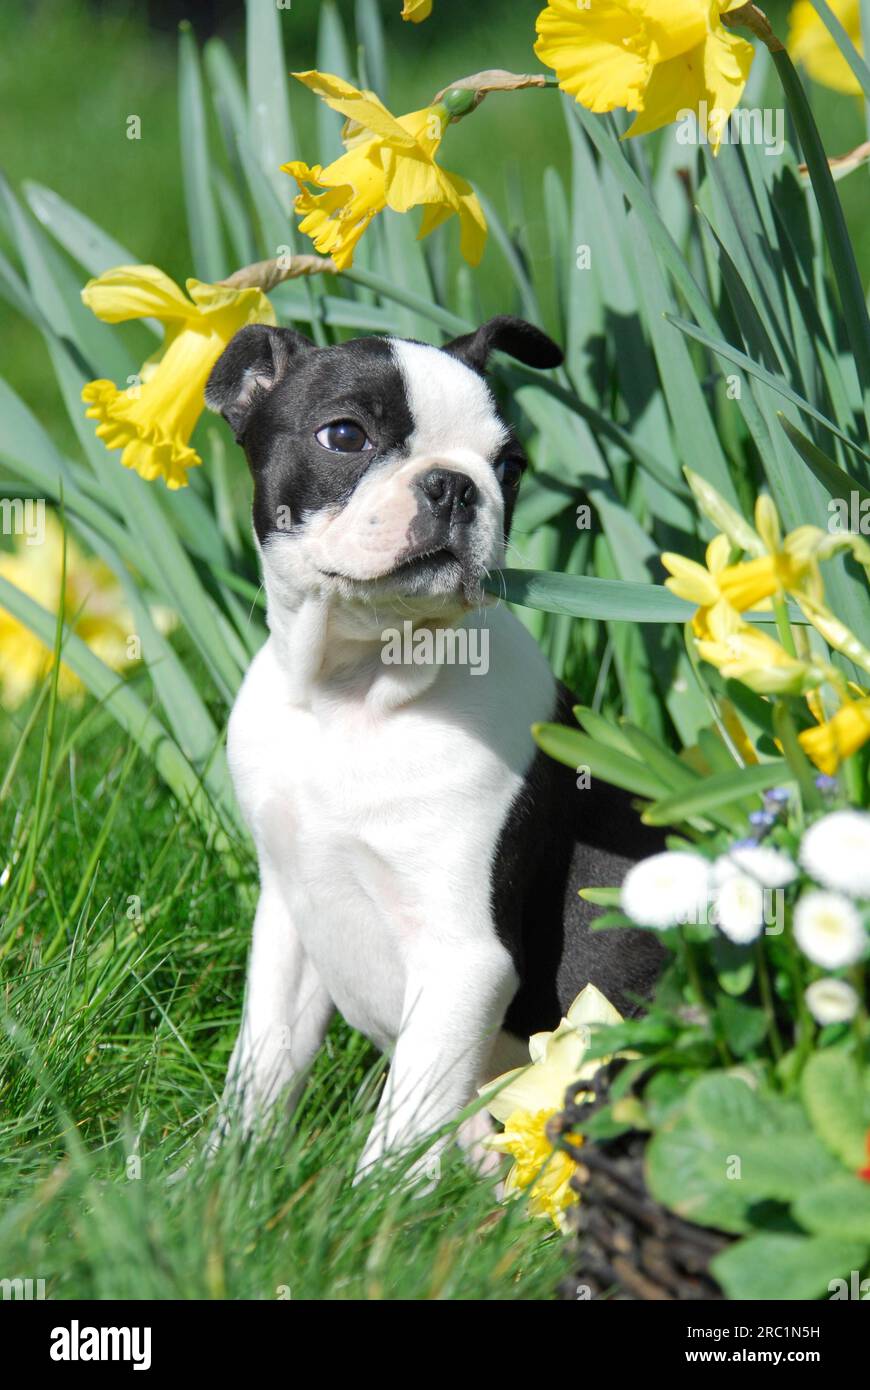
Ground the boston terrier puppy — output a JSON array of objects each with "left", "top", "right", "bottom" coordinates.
[{"left": 205, "top": 317, "right": 664, "bottom": 1175}]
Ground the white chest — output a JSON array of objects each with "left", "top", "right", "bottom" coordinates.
[{"left": 227, "top": 611, "right": 555, "bottom": 1048}]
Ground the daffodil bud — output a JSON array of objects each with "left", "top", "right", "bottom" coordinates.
[
  {"left": 683, "top": 468, "right": 765, "bottom": 557},
  {"left": 441, "top": 86, "right": 478, "bottom": 119}
]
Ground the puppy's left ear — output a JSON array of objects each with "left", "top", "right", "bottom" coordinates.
[
  {"left": 205, "top": 323, "right": 315, "bottom": 442},
  {"left": 443, "top": 315, "right": 563, "bottom": 374}
]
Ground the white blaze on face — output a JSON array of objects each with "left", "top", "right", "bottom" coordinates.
[
  {"left": 307, "top": 340, "right": 509, "bottom": 583},
  {"left": 391, "top": 339, "right": 509, "bottom": 466}
]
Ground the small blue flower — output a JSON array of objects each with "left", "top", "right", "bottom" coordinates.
[
  {"left": 730, "top": 837, "right": 758, "bottom": 850},
  {"left": 814, "top": 774, "right": 838, "bottom": 794},
  {"left": 749, "top": 810, "right": 777, "bottom": 829},
  {"left": 764, "top": 787, "right": 791, "bottom": 805}
]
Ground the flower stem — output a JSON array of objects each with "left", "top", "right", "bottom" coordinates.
[
  {"left": 772, "top": 594, "right": 797, "bottom": 658},
  {"left": 772, "top": 700, "right": 822, "bottom": 818},
  {"left": 679, "top": 928, "right": 732, "bottom": 1067},
  {"left": 755, "top": 939, "right": 785, "bottom": 1064},
  {"left": 852, "top": 964, "right": 867, "bottom": 1071},
  {"left": 787, "top": 948, "right": 814, "bottom": 1076},
  {"left": 721, "top": 4, "right": 784, "bottom": 52}
]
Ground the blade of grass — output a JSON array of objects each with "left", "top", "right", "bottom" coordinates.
[
  {"left": 665, "top": 314, "right": 870, "bottom": 469},
  {"left": 179, "top": 22, "right": 226, "bottom": 283},
  {"left": 771, "top": 46, "right": 870, "bottom": 426}
]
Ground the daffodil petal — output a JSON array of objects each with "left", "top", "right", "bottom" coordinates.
[
  {"left": 799, "top": 699, "right": 870, "bottom": 775},
  {"left": 440, "top": 170, "right": 488, "bottom": 266},
  {"left": 480, "top": 1066, "right": 536, "bottom": 1125},
  {"left": 706, "top": 533, "right": 731, "bottom": 574},
  {"left": 185, "top": 280, "right": 275, "bottom": 325},
  {"left": 565, "top": 981, "right": 624, "bottom": 1030},
  {"left": 661, "top": 552, "right": 721, "bottom": 606},
  {"left": 292, "top": 70, "right": 418, "bottom": 147},
  {"left": 534, "top": 0, "right": 652, "bottom": 114},
  {"left": 794, "top": 594, "right": 870, "bottom": 678},
  {"left": 702, "top": 22, "right": 755, "bottom": 152},
  {"left": 382, "top": 147, "right": 446, "bottom": 213},
  {"left": 418, "top": 199, "right": 455, "bottom": 241},
  {"left": 0, "top": 512, "right": 134, "bottom": 709},
  {"left": 718, "top": 556, "right": 780, "bottom": 611},
  {"left": 625, "top": 45, "right": 707, "bottom": 140},
  {"left": 788, "top": 0, "right": 863, "bottom": 95},
  {"left": 402, "top": 0, "right": 432, "bottom": 20},
  {"left": 81, "top": 264, "right": 194, "bottom": 323}
]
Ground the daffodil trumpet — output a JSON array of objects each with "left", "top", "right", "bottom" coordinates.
[
  {"left": 480, "top": 984, "right": 625, "bottom": 1228},
  {"left": 534, "top": 0, "right": 757, "bottom": 154},
  {"left": 0, "top": 512, "right": 133, "bottom": 709},
  {"left": 81, "top": 265, "right": 276, "bottom": 489},
  {"left": 285, "top": 71, "right": 487, "bottom": 271},
  {"left": 663, "top": 476, "right": 870, "bottom": 777},
  {"left": 788, "top": 0, "right": 865, "bottom": 95}
]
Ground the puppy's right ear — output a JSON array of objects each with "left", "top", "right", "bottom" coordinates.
[{"left": 205, "top": 324, "right": 315, "bottom": 442}]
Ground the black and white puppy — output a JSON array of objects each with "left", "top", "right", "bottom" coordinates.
[{"left": 205, "top": 317, "right": 664, "bottom": 1174}]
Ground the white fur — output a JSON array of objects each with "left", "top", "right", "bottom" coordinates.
[{"left": 218, "top": 342, "right": 555, "bottom": 1176}]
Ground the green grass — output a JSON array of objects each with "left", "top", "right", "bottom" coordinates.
[{"left": 0, "top": 702, "right": 566, "bottom": 1299}]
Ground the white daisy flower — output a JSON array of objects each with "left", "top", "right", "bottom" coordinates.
[
  {"left": 712, "top": 872, "right": 765, "bottom": 944},
  {"left": 793, "top": 890, "right": 867, "bottom": 970},
  {"left": 621, "top": 851, "right": 711, "bottom": 930},
  {"left": 713, "top": 844, "right": 798, "bottom": 891},
  {"left": 799, "top": 810, "right": 870, "bottom": 898},
  {"left": 804, "top": 978, "right": 860, "bottom": 1026}
]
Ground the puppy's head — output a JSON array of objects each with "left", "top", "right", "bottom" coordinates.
[{"left": 205, "top": 316, "right": 562, "bottom": 613}]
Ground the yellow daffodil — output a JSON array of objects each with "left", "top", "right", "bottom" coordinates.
[
  {"left": 788, "top": 0, "right": 863, "bottom": 95},
  {"left": 402, "top": 0, "right": 432, "bottom": 20},
  {"left": 793, "top": 593, "right": 870, "bottom": 680},
  {"left": 284, "top": 72, "right": 487, "bottom": 271},
  {"left": 479, "top": 984, "right": 623, "bottom": 1228},
  {"left": 662, "top": 533, "right": 733, "bottom": 636},
  {"left": 0, "top": 513, "right": 132, "bottom": 709},
  {"left": 799, "top": 696, "right": 870, "bottom": 775},
  {"left": 81, "top": 266, "right": 275, "bottom": 489},
  {"left": 664, "top": 489, "right": 833, "bottom": 634},
  {"left": 534, "top": 0, "right": 755, "bottom": 153},
  {"left": 694, "top": 601, "right": 823, "bottom": 695}
]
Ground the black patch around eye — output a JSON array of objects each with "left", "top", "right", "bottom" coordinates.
[
  {"left": 246, "top": 337, "right": 415, "bottom": 546},
  {"left": 495, "top": 456, "right": 524, "bottom": 489},
  {"left": 316, "top": 420, "right": 370, "bottom": 453}
]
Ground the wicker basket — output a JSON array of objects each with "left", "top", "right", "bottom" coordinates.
[{"left": 554, "top": 1070, "right": 733, "bottom": 1301}]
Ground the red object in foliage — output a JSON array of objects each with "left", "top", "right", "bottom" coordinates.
[{"left": 858, "top": 1130, "right": 870, "bottom": 1183}]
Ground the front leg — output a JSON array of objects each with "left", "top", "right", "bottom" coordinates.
[
  {"left": 357, "top": 938, "right": 518, "bottom": 1178},
  {"left": 215, "top": 871, "right": 334, "bottom": 1142}
]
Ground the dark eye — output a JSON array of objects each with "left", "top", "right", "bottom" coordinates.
[
  {"left": 495, "top": 456, "right": 523, "bottom": 488},
  {"left": 315, "top": 420, "right": 371, "bottom": 453}
]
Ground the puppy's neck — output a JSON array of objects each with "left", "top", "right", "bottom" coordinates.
[{"left": 264, "top": 577, "right": 469, "bottom": 715}]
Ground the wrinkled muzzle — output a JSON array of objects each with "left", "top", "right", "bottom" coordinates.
[{"left": 301, "top": 452, "right": 505, "bottom": 603}]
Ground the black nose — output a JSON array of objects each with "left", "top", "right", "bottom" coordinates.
[{"left": 416, "top": 468, "right": 477, "bottom": 523}]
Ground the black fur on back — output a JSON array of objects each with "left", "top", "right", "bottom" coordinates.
[{"left": 492, "top": 683, "right": 667, "bottom": 1036}]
